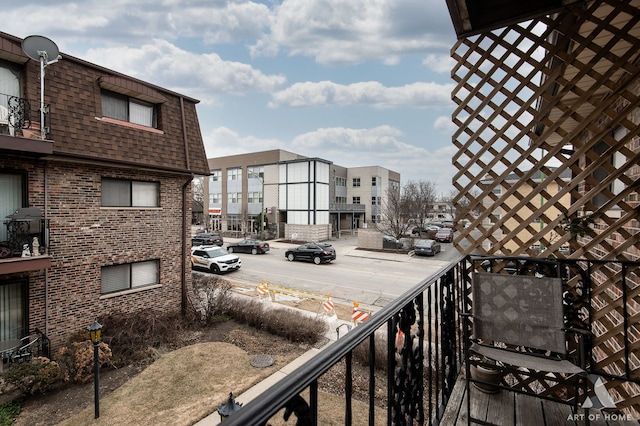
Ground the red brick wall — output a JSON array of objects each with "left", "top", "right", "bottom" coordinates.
[{"left": 1, "top": 156, "right": 193, "bottom": 350}]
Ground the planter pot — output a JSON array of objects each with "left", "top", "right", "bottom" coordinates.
[{"left": 470, "top": 364, "right": 502, "bottom": 394}]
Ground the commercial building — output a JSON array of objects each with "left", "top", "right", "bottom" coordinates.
[{"left": 205, "top": 150, "right": 400, "bottom": 241}]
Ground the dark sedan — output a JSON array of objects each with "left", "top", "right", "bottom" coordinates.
[
  {"left": 285, "top": 243, "right": 336, "bottom": 265},
  {"left": 227, "top": 239, "right": 270, "bottom": 255},
  {"left": 191, "top": 232, "right": 224, "bottom": 247},
  {"left": 414, "top": 239, "right": 441, "bottom": 256}
]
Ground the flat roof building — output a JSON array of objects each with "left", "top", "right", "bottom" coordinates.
[{"left": 205, "top": 150, "right": 400, "bottom": 241}]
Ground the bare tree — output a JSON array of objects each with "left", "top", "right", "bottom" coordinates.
[
  {"left": 403, "top": 180, "right": 437, "bottom": 226},
  {"left": 193, "top": 177, "right": 204, "bottom": 202},
  {"left": 375, "top": 180, "right": 437, "bottom": 239}
]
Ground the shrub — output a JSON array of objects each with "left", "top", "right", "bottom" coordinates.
[
  {"left": 3, "top": 357, "right": 62, "bottom": 395},
  {"left": 352, "top": 334, "right": 389, "bottom": 371},
  {"left": 55, "top": 341, "right": 112, "bottom": 384},
  {"left": 100, "top": 309, "right": 184, "bottom": 366},
  {"left": 225, "top": 297, "right": 328, "bottom": 345},
  {"left": 0, "top": 399, "right": 23, "bottom": 426},
  {"left": 191, "top": 274, "right": 233, "bottom": 325}
]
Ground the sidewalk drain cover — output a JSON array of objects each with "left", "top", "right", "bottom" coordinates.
[{"left": 251, "top": 354, "right": 274, "bottom": 368}]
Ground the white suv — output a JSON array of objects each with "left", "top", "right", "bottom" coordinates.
[{"left": 191, "top": 246, "right": 241, "bottom": 274}]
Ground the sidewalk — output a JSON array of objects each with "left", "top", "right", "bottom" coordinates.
[{"left": 194, "top": 309, "right": 353, "bottom": 425}]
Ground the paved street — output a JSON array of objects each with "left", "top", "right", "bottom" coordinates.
[{"left": 204, "top": 236, "right": 459, "bottom": 312}]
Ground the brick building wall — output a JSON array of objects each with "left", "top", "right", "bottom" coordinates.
[
  {"left": 1, "top": 31, "right": 208, "bottom": 352},
  {"left": 1, "top": 155, "right": 193, "bottom": 349}
]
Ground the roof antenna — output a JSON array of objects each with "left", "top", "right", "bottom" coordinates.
[{"left": 21, "top": 35, "right": 62, "bottom": 140}]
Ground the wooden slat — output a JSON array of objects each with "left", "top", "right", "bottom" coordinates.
[
  {"left": 440, "top": 373, "right": 467, "bottom": 425},
  {"left": 515, "top": 393, "right": 545, "bottom": 426}
]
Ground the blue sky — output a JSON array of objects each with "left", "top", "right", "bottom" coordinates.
[{"left": 4, "top": 0, "right": 459, "bottom": 195}]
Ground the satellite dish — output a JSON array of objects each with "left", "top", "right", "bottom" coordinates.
[
  {"left": 21, "top": 35, "right": 62, "bottom": 140},
  {"left": 22, "top": 35, "right": 61, "bottom": 64}
]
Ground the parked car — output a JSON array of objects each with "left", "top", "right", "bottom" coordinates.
[
  {"left": 191, "top": 232, "right": 224, "bottom": 247},
  {"left": 227, "top": 239, "right": 270, "bottom": 255},
  {"left": 411, "top": 226, "right": 428, "bottom": 235},
  {"left": 435, "top": 228, "right": 454, "bottom": 242},
  {"left": 414, "top": 239, "right": 441, "bottom": 256},
  {"left": 383, "top": 235, "right": 402, "bottom": 249},
  {"left": 285, "top": 243, "right": 336, "bottom": 264},
  {"left": 191, "top": 246, "right": 241, "bottom": 273},
  {"left": 425, "top": 225, "right": 441, "bottom": 232}
]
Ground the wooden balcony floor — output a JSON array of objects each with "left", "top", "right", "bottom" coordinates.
[{"left": 440, "top": 374, "right": 639, "bottom": 425}]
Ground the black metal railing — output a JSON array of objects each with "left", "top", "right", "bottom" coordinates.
[
  {"left": 0, "top": 93, "right": 36, "bottom": 136},
  {"left": 220, "top": 254, "right": 640, "bottom": 424},
  {"left": 2, "top": 208, "right": 49, "bottom": 258},
  {"left": 223, "top": 254, "right": 470, "bottom": 425}
]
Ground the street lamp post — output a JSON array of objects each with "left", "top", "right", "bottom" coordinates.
[
  {"left": 87, "top": 318, "right": 103, "bottom": 419},
  {"left": 218, "top": 392, "right": 243, "bottom": 421}
]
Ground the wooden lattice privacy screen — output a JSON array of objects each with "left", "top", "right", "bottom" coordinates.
[{"left": 450, "top": 0, "right": 640, "bottom": 416}]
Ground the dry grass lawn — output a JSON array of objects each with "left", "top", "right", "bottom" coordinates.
[{"left": 53, "top": 341, "right": 384, "bottom": 426}]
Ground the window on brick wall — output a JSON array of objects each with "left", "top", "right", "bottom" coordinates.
[
  {"left": 101, "top": 260, "right": 159, "bottom": 294},
  {"left": 102, "top": 178, "right": 159, "bottom": 207}
]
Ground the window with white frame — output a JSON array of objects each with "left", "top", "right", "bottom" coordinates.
[
  {"left": 228, "top": 192, "right": 242, "bottom": 204},
  {"left": 101, "top": 90, "right": 157, "bottom": 128},
  {"left": 102, "top": 178, "right": 159, "bottom": 207},
  {"left": 335, "top": 196, "right": 347, "bottom": 203},
  {"left": 372, "top": 176, "right": 378, "bottom": 186},
  {"left": 248, "top": 192, "right": 263, "bottom": 203},
  {"left": 209, "top": 193, "right": 222, "bottom": 204},
  {"left": 227, "top": 168, "right": 242, "bottom": 181},
  {"left": 210, "top": 170, "right": 221, "bottom": 182},
  {"left": 335, "top": 177, "right": 346, "bottom": 187},
  {"left": 371, "top": 196, "right": 381, "bottom": 206},
  {"left": 353, "top": 196, "right": 361, "bottom": 204},
  {"left": 352, "top": 178, "right": 361, "bottom": 187},
  {"left": 101, "top": 260, "right": 159, "bottom": 294},
  {"left": 248, "top": 166, "right": 264, "bottom": 179}
]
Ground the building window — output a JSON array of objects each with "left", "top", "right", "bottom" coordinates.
[
  {"left": 101, "top": 90, "right": 157, "bottom": 128},
  {"left": 335, "top": 177, "right": 346, "bottom": 187},
  {"left": 353, "top": 197, "right": 361, "bottom": 204},
  {"left": 227, "top": 215, "right": 242, "bottom": 231},
  {"left": 102, "top": 178, "right": 159, "bottom": 207},
  {"left": 0, "top": 279, "right": 27, "bottom": 342},
  {"left": 592, "top": 127, "right": 626, "bottom": 208},
  {"left": 248, "top": 192, "right": 263, "bottom": 203},
  {"left": 335, "top": 196, "right": 347, "bottom": 203},
  {"left": 209, "top": 193, "right": 222, "bottom": 204},
  {"left": 228, "top": 192, "right": 242, "bottom": 204},
  {"left": 372, "top": 177, "right": 378, "bottom": 186},
  {"left": 371, "top": 215, "right": 380, "bottom": 223},
  {"left": 371, "top": 196, "right": 381, "bottom": 206},
  {"left": 228, "top": 168, "right": 242, "bottom": 181},
  {"left": 101, "top": 260, "right": 159, "bottom": 294},
  {"left": 352, "top": 178, "right": 361, "bottom": 187},
  {"left": 248, "top": 166, "right": 264, "bottom": 179},
  {"left": 210, "top": 170, "right": 221, "bottom": 182},
  {"left": 0, "top": 173, "right": 24, "bottom": 242}
]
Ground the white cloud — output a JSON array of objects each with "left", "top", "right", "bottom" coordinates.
[
  {"left": 434, "top": 115, "right": 456, "bottom": 133},
  {"left": 251, "top": 0, "right": 454, "bottom": 65},
  {"left": 204, "top": 127, "right": 283, "bottom": 158},
  {"left": 80, "top": 40, "right": 286, "bottom": 102},
  {"left": 270, "top": 81, "right": 454, "bottom": 108},
  {"left": 422, "top": 54, "right": 457, "bottom": 74}
]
